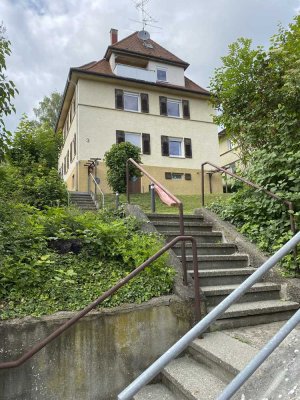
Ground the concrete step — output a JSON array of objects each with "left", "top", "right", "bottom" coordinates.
[
  {"left": 188, "top": 332, "right": 257, "bottom": 382},
  {"left": 152, "top": 221, "right": 213, "bottom": 233},
  {"left": 147, "top": 214, "right": 204, "bottom": 223},
  {"left": 192, "top": 268, "right": 256, "bottom": 286},
  {"left": 172, "top": 243, "right": 237, "bottom": 256},
  {"left": 181, "top": 255, "right": 249, "bottom": 269},
  {"left": 162, "top": 355, "right": 226, "bottom": 400},
  {"left": 202, "top": 282, "right": 281, "bottom": 306},
  {"left": 133, "top": 383, "right": 177, "bottom": 400},
  {"left": 210, "top": 300, "right": 299, "bottom": 330},
  {"left": 165, "top": 231, "right": 223, "bottom": 244}
]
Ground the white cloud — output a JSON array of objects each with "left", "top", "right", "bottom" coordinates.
[{"left": 1, "top": 0, "right": 299, "bottom": 132}]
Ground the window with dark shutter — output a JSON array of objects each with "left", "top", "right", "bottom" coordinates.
[
  {"left": 73, "top": 134, "right": 76, "bottom": 156},
  {"left": 116, "top": 130, "right": 125, "bottom": 144},
  {"left": 184, "top": 138, "right": 192, "bottom": 158},
  {"left": 141, "top": 93, "right": 149, "bottom": 113},
  {"left": 165, "top": 172, "right": 172, "bottom": 180},
  {"left": 161, "top": 135, "right": 169, "bottom": 156},
  {"left": 185, "top": 173, "right": 192, "bottom": 181},
  {"left": 182, "top": 100, "right": 190, "bottom": 119},
  {"left": 142, "top": 133, "right": 151, "bottom": 155},
  {"left": 159, "top": 96, "right": 167, "bottom": 116},
  {"left": 115, "top": 89, "right": 124, "bottom": 110}
]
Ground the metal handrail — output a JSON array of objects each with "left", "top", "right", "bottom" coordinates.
[
  {"left": 201, "top": 161, "right": 296, "bottom": 235},
  {"left": 118, "top": 232, "right": 300, "bottom": 400},
  {"left": 126, "top": 158, "right": 188, "bottom": 285},
  {"left": 0, "top": 236, "right": 200, "bottom": 370},
  {"left": 89, "top": 172, "right": 105, "bottom": 209},
  {"left": 218, "top": 308, "right": 300, "bottom": 399}
]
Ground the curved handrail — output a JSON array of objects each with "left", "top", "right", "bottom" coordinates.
[
  {"left": 0, "top": 236, "right": 200, "bottom": 370},
  {"left": 126, "top": 158, "right": 188, "bottom": 285},
  {"left": 118, "top": 232, "right": 300, "bottom": 400},
  {"left": 201, "top": 161, "right": 296, "bottom": 234},
  {"left": 89, "top": 172, "right": 105, "bottom": 209}
]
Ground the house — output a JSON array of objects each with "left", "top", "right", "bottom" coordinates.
[
  {"left": 56, "top": 28, "right": 222, "bottom": 195},
  {"left": 218, "top": 129, "right": 240, "bottom": 171}
]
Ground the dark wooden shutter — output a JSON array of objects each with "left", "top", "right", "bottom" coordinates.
[
  {"left": 184, "top": 138, "right": 192, "bottom": 158},
  {"left": 165, "top": 172, "right": 172, "bottom": 180},
  {"left": 141, "top": 93, "right": 149, "bottom": 113},
  {"left": 182, "top": 100, "right": 190, "bottom": 119},
  {"left": 161, "top": 135, "right": 169, "bottom": 156},
  {"left": 159, "top": 96, "right": 167, "bottom": 116},
  {"left": 185, "top": 173, "right": 192, "bottom": 181},
  {"left": 142, "top": 133, "right": 151, "bottom": 155},
  {"left": 115, "top": 89, "right": 124, "bottom": 109},
  {"left": 116, "top": 130, "right": 125, "bottom": 144}
]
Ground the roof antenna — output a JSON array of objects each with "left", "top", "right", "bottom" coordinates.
[{"left": 131, "top": 0, "right": 162, "bottom": 43}]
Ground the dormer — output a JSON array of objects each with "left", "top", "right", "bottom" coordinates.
[{"left": 105, "top": 29, "right": 189, "bottom": 87}]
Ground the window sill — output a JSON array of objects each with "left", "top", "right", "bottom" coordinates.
[{"left": 169, "top": 155, "right": 185, "bottom": 158}]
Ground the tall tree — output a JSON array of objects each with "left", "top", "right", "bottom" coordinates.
[
  {"left": 33, "top": 91, "right": 62, "bottom": 130},
  {"left": 0, "top": 24, "right": 18, "bottom": 159}
]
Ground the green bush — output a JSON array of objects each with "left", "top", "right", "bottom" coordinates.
[
  {"left": 0, "top": 203, "right": 174, "bottom": 319},
  {"left": 104, "top": 142, "right": 141, "bottom": 193}
]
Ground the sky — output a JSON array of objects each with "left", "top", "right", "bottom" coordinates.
[{"left": 1, "top": 0, "right": 300, "bottom": 132}]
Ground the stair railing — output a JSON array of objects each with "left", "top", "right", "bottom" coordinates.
[
  {"left": 201, "top": 161, "right": 296, "bottom": 235},
  {"left": 126, "top": 158, "right": 188, "bottom": 285},
  {"left": 89, "top": 172, "right": 105, "bottom": 209},
  {"left": 0, "top": 236, "right": 200, "bottom": 370},
  {"left": 118, "top": 231, "right": 300, "bottom": 400}
]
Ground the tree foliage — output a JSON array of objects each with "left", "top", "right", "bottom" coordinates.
[
  {"left": 210, "top": 15, "right": 300, "bottom": 161},
  {"left": 33, "top": 91, "right": 62, "bottom": 130},
  {"left": 0, "top": 25, "right": 18, "bottom": 159},
  {"left": 104, "top": 142, "right": 141, "bottom": 193},
  {"left": 209, "top": 16, "right": 300, "bottom": 273}
]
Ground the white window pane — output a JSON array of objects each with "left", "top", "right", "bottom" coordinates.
[
  {"left": 169, "top": 140, "right": 182, "bottom": 156},
  {"left": 125, "top": 132, "right": 141, "bottom": 148},
  {"left": 124, "top": 94, "right": 139, "bottom": 111},
  {"left": 157, "top": 69, "right": 167, "bottom": 81},
  {"left": 167, "top": 101, "right": 180, "bottom": 117}
]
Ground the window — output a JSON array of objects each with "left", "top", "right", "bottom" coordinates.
[
  {"left": 73, "top": 134, "right": 76, "bottom": 156},
  {"left": 115, "top": 89, "right": 149, "bottom": 113},
  {"left": 161, "top": 136, "right": 192, "bottom": 158},
  {"left": 159, "top": 97, "right": 190, "bottom": 118},
  {"left": 157, "top": 68, "right": 167, "bottom": 82},
  {"left": 116, "top": 131, "right": 151, "bottom": 155},
  {"left": 70, "top": 142, "right": 73, "bottom": 162},
  {"left": 169, "top": 137, "right": 183, "bottom": 157},
  {"left": 124, "top": 92, "right": 139, "bottom": 112},
  {"left": 227, "top": 139, "right": 233, "bottom": 150},
  {"left": 165, "top": 172, "right": 184, "bottom": 180}
]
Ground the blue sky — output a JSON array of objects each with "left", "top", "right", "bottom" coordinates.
[{"left": 1, "top": 0, "right": 300, "bottom": 132}]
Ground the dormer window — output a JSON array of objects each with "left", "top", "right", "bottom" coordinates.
[{"left": 157, "top": 67, "right": 167, "bottom": 82}]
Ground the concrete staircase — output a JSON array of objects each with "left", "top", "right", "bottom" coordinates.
[
  {"left": 148, "top": 213, "right": 298, "bottom": 330},
  {"left": 68, "top": 191, "right": 97, "bottom": 211},
  {"left": 131, "top": 213, "right": 299, "bottom": 399}
]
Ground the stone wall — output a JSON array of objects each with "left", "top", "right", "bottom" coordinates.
[{"left": 0, "top": 296, "right": 190, "bottom": 400}]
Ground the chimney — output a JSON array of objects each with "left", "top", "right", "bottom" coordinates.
[{"left": 110, "top": 28, "right": 118, "bottom": 45}]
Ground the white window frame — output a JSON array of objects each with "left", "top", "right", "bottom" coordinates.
[
  {"left": 157, "top": 67, "right": 167, "bottom": 82},
  {"left": 169, "top": 137, "right": 184, "bottom": 157},
  {"left": 124, "top": 91, "right": 140, "bottom": 112},
  {"left": 124, "top": 131, "right": 142, "bottom": 150},
  {"left": 167, "top": 99, "right": 181, "bottom": 118}
]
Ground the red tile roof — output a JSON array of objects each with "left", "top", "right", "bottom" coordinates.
[
  {"left": 104, "top": 32, "right": 189, "bottom": 69},
  {"left": 75, "top": 59, "right": 209, "bottom": 95}
]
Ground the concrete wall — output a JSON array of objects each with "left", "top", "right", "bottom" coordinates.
[{"left": 0, "top": 296, "right": 190, "bottom": 400}]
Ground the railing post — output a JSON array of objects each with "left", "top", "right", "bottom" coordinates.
[
  {"left": 201, "top": 163, "right": 205, "bottom": 207},
  {"left": 150, "top": 183, "right": 156, "bottom": 213},
  {"left": 126, "top": 161, "right": 130, "bottom": 204},
  {"left": 191, "top": 238, "right": 201, "bottom": 323},
  {"left": 116, "top": 191, "right": 119, "bottom": 209},
  {"left": 178, "top": 203, "right": 188, "bottom": 286}
]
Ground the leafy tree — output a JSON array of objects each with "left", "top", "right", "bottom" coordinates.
[
  {"left": 104, "top": 142, "right": 141, "bottom": 193},
  {"left": 209, "top": 16, "right": 300, "bottom": 273},
  {"left": 33, "top": 91, "right": 62, "bottom": 130},
  {"left": 210, "top": 15, "right": 300, "bottom": 162},
  {"left": 0, "top": 24, "right": 18, "bottom": 159}
]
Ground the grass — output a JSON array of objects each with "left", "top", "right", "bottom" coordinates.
[{"left": 104, "top": 193, "right": 232, "bottom": 214}]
